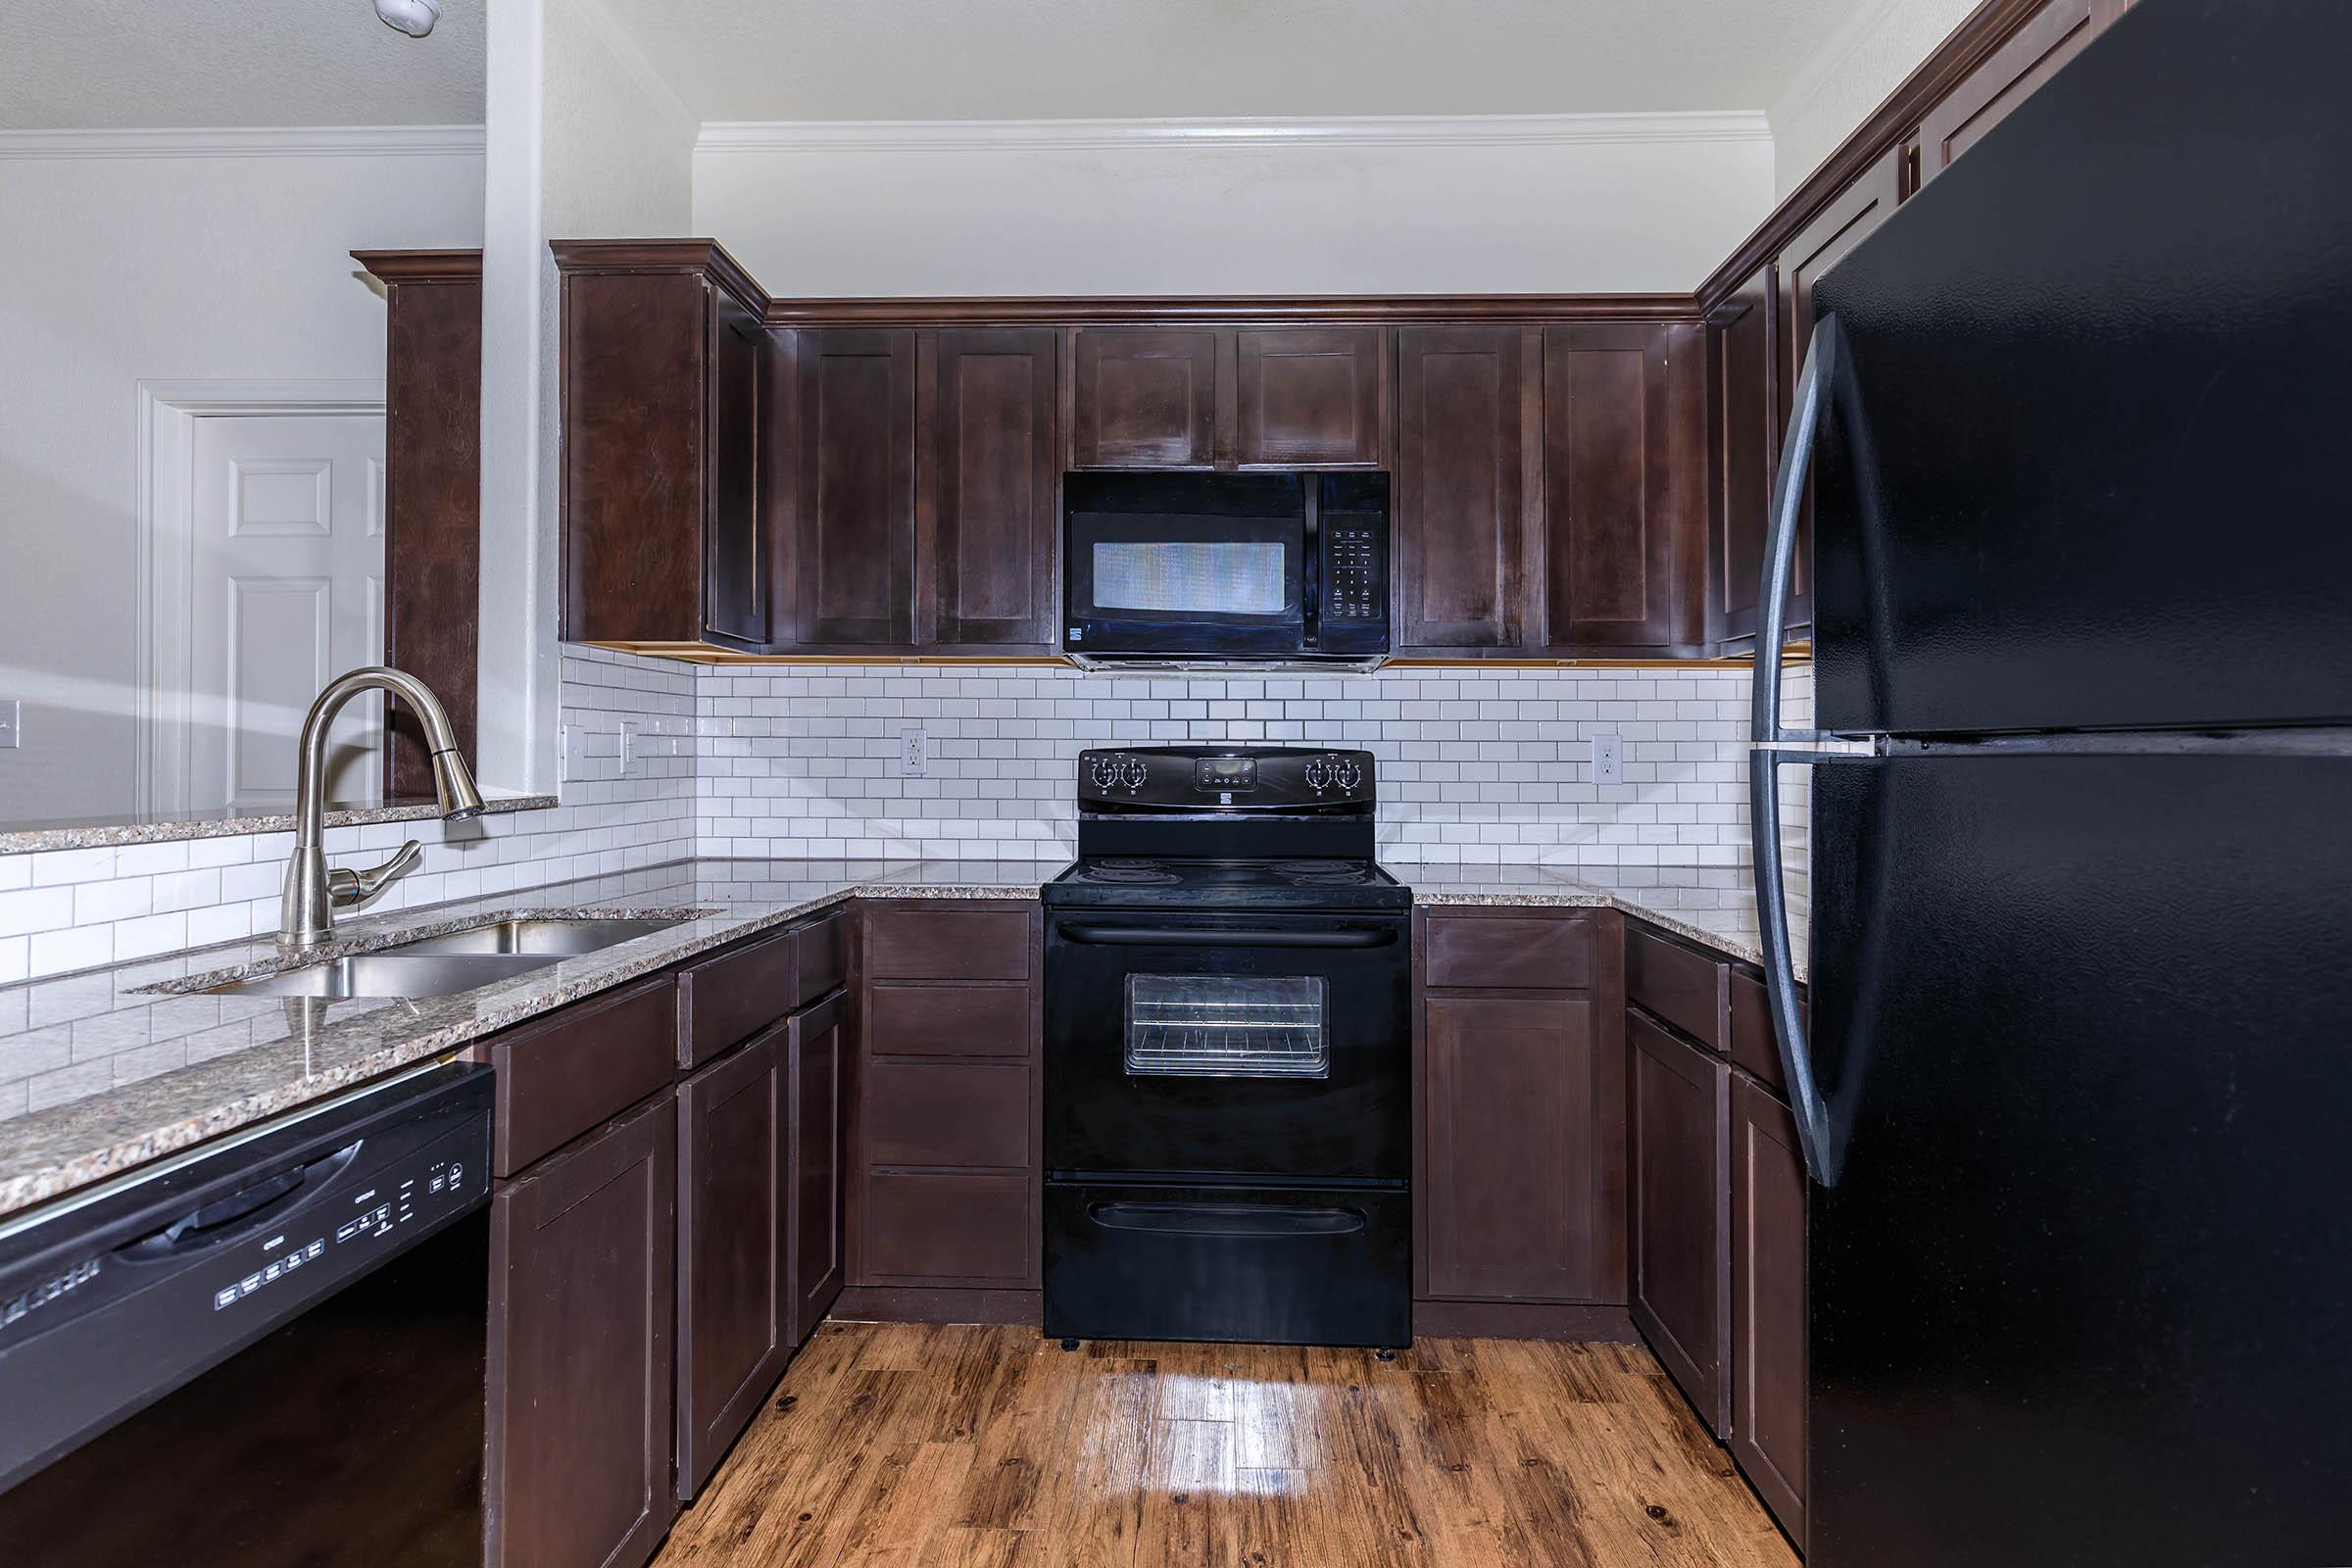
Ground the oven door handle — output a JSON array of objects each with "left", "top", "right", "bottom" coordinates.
[
  {"left": 1056, "top": 923, "right": 1396, "bottom": 950},
  {"left": 1089, "top": 1200, "right": 1367, "bottom": 1238}
]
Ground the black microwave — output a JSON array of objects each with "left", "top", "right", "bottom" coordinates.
[{"left": 1061, "top": 471, "right": 1391, "bottom": 666}]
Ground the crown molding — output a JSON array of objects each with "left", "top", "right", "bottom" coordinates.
[
  {"left": 698, "top": 111, "right": 1772, "bottom": 157},
  {"left": 0, "top": 124, "right": 485, "bottom": 161}
]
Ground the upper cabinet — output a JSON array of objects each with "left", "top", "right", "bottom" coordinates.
[
  {"left": 783, "top": 329, "right": 917, "bottom": 648},
  {"left": 1917, "top": 0, "right": 2101, "bottom": 186},
  {"left": 556, "top": 241, "right": 772, "bottom": 652},
  {"left": 1069, "top": 325, "right": 1388, "bottom": 471},
  {"left": 918, "top": 329, "right": 1059, "bottom": 652},
  {"left": 1708, "top": 265, "right": 1778, "bottom": 650},
  {"left": 1394, "top": 325, "right": 1527, "bottom": 652}
]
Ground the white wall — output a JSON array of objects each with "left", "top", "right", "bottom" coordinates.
[
  {"left": 0, "top": 139, "right": 485, "bottom": 825},
  {"left": 477, "top": 0, "right": 697, "bottom": 803},
  {"left": 694, "top": 116, "right": 1775, "bottom": 297},
  {"left": 1769, "top": 0, "right": 1980, "bottom": 196}
]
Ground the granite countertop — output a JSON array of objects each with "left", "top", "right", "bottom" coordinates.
[
  {"left": 0, "top": 792, "right": 561, "bottom": 855},
  {"left": 0, "top": 853, "right": 1803, "bottom": 1224},
  {"left": 0, "top": 858, "right": 1061, "bottom": 1220}
]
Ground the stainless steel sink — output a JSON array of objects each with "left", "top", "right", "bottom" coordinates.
[
  {"left": 390, "top": 916, "right": 682, "bottom": 957},
  {"left": 208, "top": 953, "right": 562, "bottom": 1000},
  {"left": 203, "top": 916, "right": 686, "bottom": 998}
]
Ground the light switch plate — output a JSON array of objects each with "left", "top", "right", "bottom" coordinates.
[
  {"left": 900, "top": 727, "right": 927, "bottom": 778},
  {"left": 0, "top": 700, "right": 21, "bottom": 750},
  {"left": 1590, "top": 732, "right": 1623, "bottom": 786}
]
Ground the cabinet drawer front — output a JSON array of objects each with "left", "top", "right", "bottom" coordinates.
[
  {"left": 1728, "top": 967, "right": 1790, "bottom": 1094},
  {"left": 866, "top": 983, "right": 1033, "bottom": 1060},
  {"left": 1628, "top": 924, "right": 1729, "bottom": 1049},
  {"left": 678, "top": 926, "right": 797, "bottom": 1068},
  {"left": 859, "top": 1170, "right": 1035, "bottom": 1287},
  {"left": 864, "top": 1060, "right": 1032, "bottom": 1169},
  {"left": 1421, "top": 912, "right": 1595, "bottom": 990},
  {"left": 864, "top": 905, "right": 1034, "bottom": 982},
  {"left": 488, "top": 976, "right": 677, "bottom": 1177},
  {"left": 793, "top": 909, "right": 849, "bottom": 1003}
]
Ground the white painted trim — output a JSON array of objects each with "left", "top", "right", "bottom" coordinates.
[
  {"left": 136, "top": 381, "right": 385, "bottom": 816},
  {"left": 696, "top": 111, "right": 1774, "bottom": 157},
  {"left": 0, "top": 125, "right": 485, "bottom": 162}
]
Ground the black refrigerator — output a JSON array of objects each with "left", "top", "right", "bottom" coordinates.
[{"left": 1747, "top": 2, "right": 2352, "bottom": 1563}]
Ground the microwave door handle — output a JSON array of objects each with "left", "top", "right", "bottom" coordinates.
[{"left": 1300, "top": 482, "right": 1321, "bottom": 650}]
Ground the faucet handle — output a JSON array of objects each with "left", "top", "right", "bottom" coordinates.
[{"left": 327, "top": 841, "right": 421, "bottom": 907}]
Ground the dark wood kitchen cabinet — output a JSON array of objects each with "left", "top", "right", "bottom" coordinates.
[
  {"left": 1537, "top": 321, "right": 1707, "bottom": 653},
  {"left": 1917, "top": 0, "right": 2101, "bottom": 187},
  {"left": 1732, "top": 1069, "right": 1808, "bottom": 1545},
  {"left": 1394, "top": 325, "right": 1529, "bottom": 652},
  {"left": 556, "top": 240, "right": 771, "bottom": 652},
  {"left": 787, "top": 991, "right": 850, "bottom": 1342},
  {"left": 487, "top": 1091, "right": 678, "bottom": 1568},
  {"left": 1068, "top": 324, "right": 1386, "bottom": 470},
  {"left": 917, "top": 328, "right": 1059, "bottom": 651},
  {"left": 1628, "top": 1010, "right": 1732, "bottom": 1436},
  {"left": 1415, "top": 908, "right": 1626, "bottom": 1311},
  {"left": 786, "top": 328, "right": 917, "bottom": 648},
  {"left": 674, "top": 1027, "right": 787, "bottom": 1500},
  {"left": 1708, "top": 262, "right": 1779, "bottom": 649}
]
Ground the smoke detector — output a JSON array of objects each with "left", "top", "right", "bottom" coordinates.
[{"left": 374, "top": 0, "right": 441, "bottom": 37}]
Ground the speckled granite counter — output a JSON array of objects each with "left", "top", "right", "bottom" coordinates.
[
  {"left": 0, "top": 858, "right": 1063, "bottom": 1220},
  {"left": 1401, "top": 861, "right": 1809, "bottom": 979}
]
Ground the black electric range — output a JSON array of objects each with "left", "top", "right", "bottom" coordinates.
[{"left": 1041, "top": 746, "right": 1412, "bottom": 1350}]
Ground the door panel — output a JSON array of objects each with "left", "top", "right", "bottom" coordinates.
[
  {"left": 1807, "top": 753, "right": 2352, "bottom": 1565},
  {"left": 1070, "top": 328, "right": 1218, "bottom": 468},
  {"left": 1731, "top": 1071, "right": 1806, "bottom": 1544},
  {"left": 1629, "top": 1012, "right": 1731, "bottom": 1435},
  {"left": 1916, "top": 0, "right": 2097, "bottom": 185},
  {"left": 703, "top": 291, "right": 766, "bottom": 647},
  {"left": 920, "top": 328, "right": 1057, "bottom": 649},
  {"left": 795, "top": 329, "right": 915, "bottom": 646},
  {"left": 1811, "top": 3, "right": 2352, "bottom": 733},
  {"left": 1235, "top": 327, "right": 1385, "bottom": 467},
  {"left": 1395, "top": 326, "right": 1526, "bottom": 651},
  {"left": 788, "top": 994, "right": 847, "bottom": 1342},
  {"left": 183, "top": 413, "right": 387, "bottom": 812},
  {"left": 1421, "top": 992, "right": 1621, "bottom": 1302},
  {"left": 1711, "top": 264, "right": 1778, "bottom": 646}
]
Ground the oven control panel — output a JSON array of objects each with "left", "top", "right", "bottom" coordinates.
[{"left": 1079, "top": 747, "right": 1375, "bottom": 810}]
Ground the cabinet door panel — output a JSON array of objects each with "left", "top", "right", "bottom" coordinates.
[
  {"left": 704, "top": 290, "right": 767, "bottom": 647},
  {"left": 1630, "top": 1012, "right": 1732, "bottom": 1436},
  {"left": 1732, "top": 1072, "right": 1808, "bottom": 1545},
  {"left": 1918, "top": 0, "right": 2097, "bottom": 185},
  {"left": 795, "top": 329, "right": 915, "bottom": 646},
  {"left": 788, "top": 993, "right": 849, "bottom": 1343},
  {"left": 1778, "top": 147, "right": 1901, "bottom": 635},
  {"left": 487, "top": 1093, "right": 677, "bottom": 1568},
  {"left": 1422, "top": 993, "right": 1623, "bottom": 1302},
  {"left": 920, "top": 328, "right": 1057, "bottom": 649},
  {"left": 1711, "top": 264, "right": 1779, "bottom": 646},
  {"left": 675, "top": 1031, "right": 785, "bottom": 1499},
  {"left": 1236, "top": 327, "right": 1385, "bottom": 467},
  {"left": 1540, "top": 322, "right": 1703, "bottom": 651},
  {"left": 858, "top": 1170, "right": 1036, "bottom": 1289},
  {"left": 1396, "top": 326, "right": 1527, "bottom": 651},
  {"left": 1070, "top": 327, "right": 1218, "bottom": 468}
]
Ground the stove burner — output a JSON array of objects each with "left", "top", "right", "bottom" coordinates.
[
  {"left": 1271, "top": 859, "right": 1369, "bottom": 884},
  {"left": 1083, "top": 858, "right": 1179, "bottom": 886}
]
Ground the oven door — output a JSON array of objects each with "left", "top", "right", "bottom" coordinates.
[
  {"left": 1063, "top": 512, "right": 1304, "bottom": 659},
  {"left": 1044, "top": 909, "right": 1408, "bottom": 1180}
]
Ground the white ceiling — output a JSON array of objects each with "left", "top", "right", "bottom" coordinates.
[
  {"left": 0, "top": 0, "right": 485, "bottom": 129},
  {"left": 622, "top": 0, "right": 1869, "bottom": 123}
]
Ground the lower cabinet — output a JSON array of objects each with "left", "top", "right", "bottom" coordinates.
[
  {"left": 675, "top": 1027, "right": 788, "bottom": 1500},
  {"left": 787, "top": 992, "right": 850, "bottom": 1342},
  {"left": 1629, "top": 1009, "right": 1732, "bottom": 1435},
  {"left": 1732, "top": 1070, "right": 1809, "bottom": 1546},
  {"left": 487, "top": 1092, "right": 678, "bottom": 1568}
]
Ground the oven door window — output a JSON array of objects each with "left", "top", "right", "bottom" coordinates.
[{"left": 1124, "top": 974, "right": 1330, "bottom": 1079}]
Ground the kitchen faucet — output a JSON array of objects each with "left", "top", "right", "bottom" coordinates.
[{"left": 280, "top": 666, "right": 484, "bottom": 948}]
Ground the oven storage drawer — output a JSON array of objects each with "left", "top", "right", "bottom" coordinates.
[{"left": 1043, "top": 1181, "right": 1409, "bottom": 1348}]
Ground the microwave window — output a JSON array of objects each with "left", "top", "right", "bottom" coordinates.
[{"left": 1093, "top": 540, "right": 1288, "bottom": 615}]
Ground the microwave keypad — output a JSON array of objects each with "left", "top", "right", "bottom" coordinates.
[{"left": 1325, "top": 525, "right": 1383, "bottom": 622}]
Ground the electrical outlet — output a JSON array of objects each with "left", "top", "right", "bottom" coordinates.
[
  {"left": 0, "top": 700, "right": 17, "bottom": 750},
  {"left": 1590, "top": 732, "right": 1623, "bottom": 786},
  {"left": 900, "top": 726, "right": 927, "bottom": 778},
  {"left": 619, "top": 719, "right": 643, "bottom": 776}
]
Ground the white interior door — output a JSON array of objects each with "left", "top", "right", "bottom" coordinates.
[{"left": 184, "top": 413, "right": 387, "bottom": 812}]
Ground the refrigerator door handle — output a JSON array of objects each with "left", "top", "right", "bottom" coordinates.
[{"left": 1751, "top": 312, "right": 1843, "bottom": 1186}]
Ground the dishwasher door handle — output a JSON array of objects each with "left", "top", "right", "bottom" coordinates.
[
  {"left": 1057, "top": 924, "right": 1396, "bottom": 950},
  {"left": 1089, "top": 1201, "right": 1367, "bottom": 1238}
]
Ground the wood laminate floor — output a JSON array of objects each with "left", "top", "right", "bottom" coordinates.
[{"left": 652, "top": 1321, "right": 1799, "bottom": 1568}]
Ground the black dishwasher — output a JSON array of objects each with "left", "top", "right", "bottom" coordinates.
[{"left": 0, "top": 1060, "right": 492, "bottom": 1567}]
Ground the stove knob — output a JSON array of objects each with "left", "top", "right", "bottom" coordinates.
[
  {"left": 1304, "top": 759, "right": 1331, "bottom": 792},
  {"left": 1333, "top": 758, "right": 1363, "bottom": 792},
  {"left": 1118, "top": 757, "right": 1149, "bottom": 790},
  {"left": 1088, "top": 756, "right": 1122, "bottom": 790}
]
